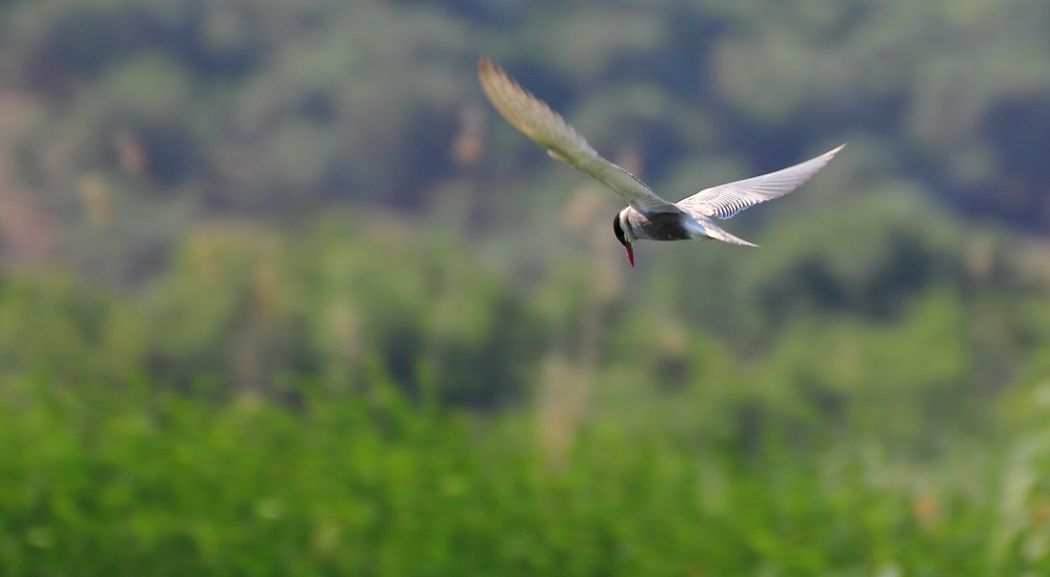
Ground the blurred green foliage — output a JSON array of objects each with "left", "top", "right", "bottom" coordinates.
[
  {"left": 3, "top": 0, "right": 1050, "bottom": 273},
  {"left": 3, "top": 352, "right": 1050, "bottom": 576},
  {"left": 1, "top": 0, "right": 1050, "bottom": 574},
  {"left": 0, "top": 202, "right": 1047, "bottom": 574}
]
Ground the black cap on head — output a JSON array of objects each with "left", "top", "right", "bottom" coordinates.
[
  {"left": 612, "top": 215, "right": 628, "bottom": 247},
  {"left": 613, "top": 214, "right": 635, "bottom": 267}
]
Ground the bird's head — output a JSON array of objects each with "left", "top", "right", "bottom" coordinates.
[{"left": 612, "top": 214, "right": 634, "bottom": 267}]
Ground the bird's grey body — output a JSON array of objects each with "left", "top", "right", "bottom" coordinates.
[
  {"left": 616, "top": 206, "right": 760, "bottom": 247},
  {"left": 615, "top": 208, "right": 710, "bottom": 244},
  {"left": 477, "top": 58, "right": 844, "bottom": 265},
  {"left": 620, "top": 210, "right": 698, "bottom": 242}
]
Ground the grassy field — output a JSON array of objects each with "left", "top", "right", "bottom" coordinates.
[{"left": 3, "top": 374, "right": 1048, "bottom": 577}]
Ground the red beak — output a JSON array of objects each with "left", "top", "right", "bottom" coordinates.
[{"left": 625, "top": 243, "right": 635, "bottom": 267}]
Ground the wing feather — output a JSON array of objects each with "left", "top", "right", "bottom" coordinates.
[
  {"left": 678, "top": 145, "right": 845, "bottom": 220},
  {"left": 478, "top": 58, "right": 680, "bottom": 215}
]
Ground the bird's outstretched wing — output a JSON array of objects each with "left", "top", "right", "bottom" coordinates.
[
  {"left": 478, "top": 58, "right": 681, "bottom": 215},
  {"left": 677, "top": 145, "right": 845, "bottom": 220}
]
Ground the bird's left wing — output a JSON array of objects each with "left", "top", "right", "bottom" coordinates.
[
  {"left": 678, "top": 144, "right": 845, "bottom": 220},
  {"left": 478, "top": 58, "right": 681, "bottom": 215}
]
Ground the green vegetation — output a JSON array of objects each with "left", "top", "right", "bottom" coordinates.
[
  {"left": 1, "top": 0, "right": 1050, "bottom": 575},
  {"left": 1, "top": 208, "right": 1048, "bottom": 575},
  {"left": 3, "top": 373, "right": 1049, "bottom": 577}
]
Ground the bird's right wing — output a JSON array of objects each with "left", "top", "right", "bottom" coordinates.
[
  {"left": 478, "top": 58, "right": 681, "bottom": 215},
  {"left": 678, "top": 145, "right": 845, "bottom": 220}
]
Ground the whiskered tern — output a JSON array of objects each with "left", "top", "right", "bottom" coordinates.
[{"left": 478, "top": 58, "right": 844, "bottom": 267}]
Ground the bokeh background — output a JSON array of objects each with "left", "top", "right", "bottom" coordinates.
[{"left": 2, "top": 1, "right": 1050, "bottom": 575}]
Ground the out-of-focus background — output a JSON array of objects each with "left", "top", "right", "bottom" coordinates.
[{"left": 1, "top": 1, "right": 1049, "bottom": 574}]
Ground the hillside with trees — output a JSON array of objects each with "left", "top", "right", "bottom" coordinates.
[{"left": 1, "top": 1, "right": 1049, "bottom": 575}]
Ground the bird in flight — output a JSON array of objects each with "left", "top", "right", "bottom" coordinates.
[{"left": 477, "top": 58, "right": 844, "bottom": 267}]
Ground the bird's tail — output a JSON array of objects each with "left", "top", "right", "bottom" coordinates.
[{"left": 700, "top": 220, "right": 759, "bottom": 247}]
